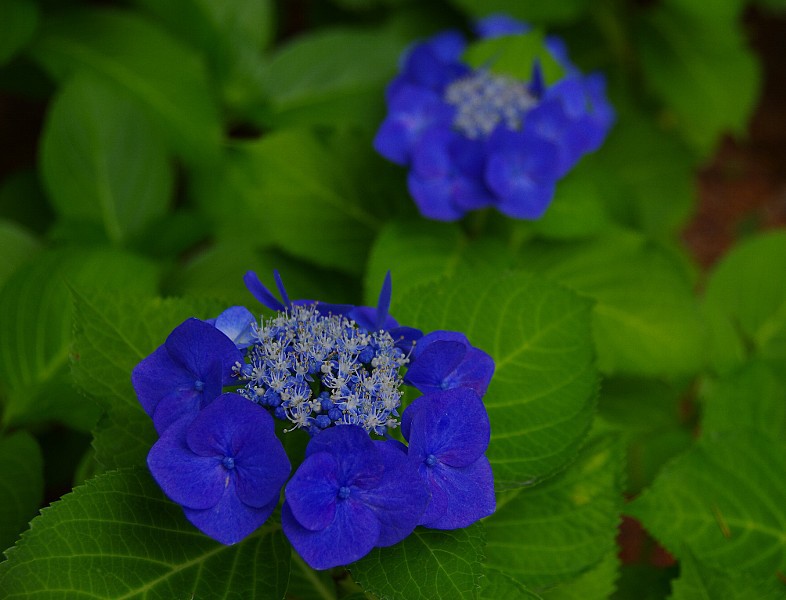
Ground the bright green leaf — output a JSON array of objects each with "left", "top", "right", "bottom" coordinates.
[
  {"left": 257, "top": 28, "right": 406, "bottom": 127},
  {"left": 0, "top": 432, "right": 43, "bottom": 552},
  {"left": 351, "top": 523, "right": 485, "bottom": 600},
  {"left": 539, "top": 552, "right": 619, "bottom": 600},
  {"left": 703, "top": 231, "right": 786, "bottom": 374},
  {"left": 463, "top": 32, "right": 564, "bottom": 85},
  {"left": 0, "top": 0, "right": 38, "bottom": 65},
  {"left": 516, "top": 230, "right": 704, "bottom": 377},
  {"left": 398, "top": 268, "right": 597, "bottom": 486},
  {"left": 0, "top": 468, "right": 290, "bottom": 598},
  {"left": 0, "top": 249, "right": 159, "bottom": 430},
  {"left": 28, "top": 7, "right": 222, "bottom": 165},
  {"left": 40, "top": 75, "right": 172, "bottom": 244},
  {"left": 627, "top": 431, "right": 786, "bottom": 581},
  {"left": 91, "top": 406, "right": 156, "bottom": 472},
  {"left": 480, "top": 570, "right": 542, "bottom": 599},
  {"left": 485, "top": 436, "right": 624, "bottom": 587},
  {"left": 0, "top": 219, "right": 40, "bottom": 289}
]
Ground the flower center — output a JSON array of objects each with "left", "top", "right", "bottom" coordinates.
[
  {"left": 222, "top": 456, "right": 236, "bottom": 470},
  {"left": 194, "top": 379, "right": 204, "bottom": 392},
  {"left": 238, "top": 305, "right": 408, "bottom": 436},
  {"left": 425, "top": 454, "right": 438, "bottom": 467},
  {"left": 338, "top": 486, "right": 351, "bottom": 500},
  {"left": 444, "top": 70, "right": 537, "bottom": 139}
]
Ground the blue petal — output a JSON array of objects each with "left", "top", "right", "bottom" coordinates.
[
  {"left": 243, "top": 270, "right": 286, "bottom": 311},
  {"left": 406, "top": 388, "right": 490, "bottom": 468},
  {"left": 184, "top": 487, "right": 279, "bottom": 546},
  {"left": 213, "top": 306, "right": 256, "bottom": 349},
  {"left": 165, "top": 318, "right": 242, "bottom": 387},
  {"left": 285, "top": 451, "right": 340, "bottom": 532},
  {"left": 185, "top": 393, "right": 290, "bottom": 508},
  {"left": 474, "top": 14, "right": 530, "bottom": 39},
  {"left": 151, "top": 385, "right": 205, "bottom": 434},
  {"left": 147, "top": 416, "right": 226, "bottom": 510},
  {"left": 282, "top": 499, "right": 380, "bottom": 570},
  {"left": 132, "top": 345, "right": 193, "bottom": 420},
  {"left": 404, "top": 340, "right": 467, "bottom": 392},
  {"left": 305, "top": 425, "right": 384, "bottom": 490},
  {"left": 419, "top": 455, "right": 495, "bottom": 529}
]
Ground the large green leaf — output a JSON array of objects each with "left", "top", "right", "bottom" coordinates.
[
  {"left": 256, "top": 28, "right": 406, "bottom": 127},
  {"left": 0, "top": 219, "right": 40, "bottom": 289},
  {"left": 485, "top": 436, "right": 624, "bottom": 588},
  {"left": 539, "top": 552, "right": 619, "bottom": 600},
  {"left": 0, "top": 249, "right": 159, "bottom": 430},
  {"left": 0, "top": 0, "right": 38, "bottom": 65},
  {"left": 351, "top": 523, "right": 485, "bottom": 600},
  {"left": 516, "top": 230, "right": 704, "bottom": 377},
  {"left": 702, "top": 231, "right": 786, "bottom": 374},
  {"left": 40, "top": 75, "right": 172, "bottom": 244},
  {"left": 0, "top": 432, "right": 43, "bottom": 552},
  {"left": 288, "top": 551, "right": 338, "bottom": 600},
  {"left": 627, "top": 431, "right": 786, "bottom": 582},
  {"left": 637, "top": 1, "right": 761, "bottom": 156},
  {"left": 91, "top": 406, "right": 156, "bottom": 473},
  {"left": 480, "top": 570, "right": 542, "bottom": 599},
  {"left": 28, "top": 7, "right": 222, "bottom": 165},
  {"left": 398, "top": 268, "right": 597, "bottom": 487},
  {"left": 0, "top": 468, "right": 290, "bottom": 598}
]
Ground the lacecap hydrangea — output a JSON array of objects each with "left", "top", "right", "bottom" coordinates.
[
  {"left": 132, "top": 271, "right": 496, "bottom": 569},
  {"left": 374, "top": 14, "right": 614, "bottom": 221}
]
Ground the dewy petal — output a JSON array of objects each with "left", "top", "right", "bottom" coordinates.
[
  {"left": 185, "top": 393, "right": 290, "bottom": 508},
  {"left": 213, "top": 306, "right": 256, "bottom": 349},
  {"left": 184, "top": 486, "right": 279, "bottom": 546},
  {"left": 147, "top": 417, "right": 226, "bottom": 510},
  {"left": 407, "top": 388, "right": 490, "bottom": 468},
  {"left": 282, "top": 499, "right": 380, "bottom": 570},
  {"left": 419, "top": 456, "right": 495, "bottom": 530},
  {"left": 165, "top": 318, "right": 242, "bottom": 387},
  {"left": 285, "top": 451, "right": 340, "bottom": 532},
  {"left": 305, "top": 425, "right": 384, "bottom": 490},
  {"left": 360, "top": 441, "right": 429, "bottom": 547}
]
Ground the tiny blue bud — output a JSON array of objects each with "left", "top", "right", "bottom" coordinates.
[
  {"left": 194, "top": 380, "right": 205, "bottom": 392},
  {"left": 222, "top": 456, "right": 236, "bottom": 470},
  {"left": 338, "top": 486, "right": 351, "bottom": 500},
  {"left": 425, "top": 454, "right": 438, "bottom": 467}
]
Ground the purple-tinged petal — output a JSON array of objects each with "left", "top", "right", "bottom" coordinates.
[
  {"left": 425, "top": 30, "right": 467, "bottom": 62},
  {"left": 411, "top": 330, "right": 470, "bottom": 360},
  {"left": 305, "top": 425, "right": 384, "bottom": 489},
  {"left": 286, "top": 451, "right": 340, "bottom": 532},
  {"left": 402, "top": 43, "right": 469, "bottom": 92},
  {"left": 282, "top": 499, "right": 380, "bottom": 570},
  {"left": 165, "top": 318, "right": 242, "bottom": 387},
  {"left": 407, "top": 388, "right": 490, "bottom": 468},
  {"left": 388, "top": 325, "right": 423, "bottom": 354},
  {"left": 214, "top": 306, "right": 256, "bottom": 349},
  {"left": 408, "top": 172, "right": 466, "bottom": 221},
  {"left": 419, "top": 455, "right": 495, "bottom": 529},
  {"left": 132, "top": 345, "right": 194, "bottom": 419},
  {"left": 361, "top": 441, "right": 429, "bottom": 546},
  {"left": 151, "top": 385, "right": 205, "bottom": 435},
  {"left": 404, "top": 341, "right": 467, "bottom": 392},
  {"left": 147, "top": 417, "right": 226, "bottom": 510},
  {"left": 184, "top": 486, "right": 279, "bottom": 546},
  {"left": 474, "top": 14, "right": 530, "bottom": 39},
  {"left": 243, "top": 270, "right": 286, "bottom": 311}
]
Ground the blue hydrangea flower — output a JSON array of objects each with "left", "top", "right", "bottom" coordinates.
[
  {"left": 147, "top": 393, "right": 291, "bottom": 545},
  {"left": 405, "top": 330, "right": 495, "bottom": 396},
  {"left": 401, "top": 388, "right": 495, "bottom": 529},
  {"left": 132, "top": 318, "right": 242, "bottom": 433},
  {"left": 374, "top": 14, "right": 614, "bottom": 221},
  {"left": 281, "top": 425, "right": 428, "bottom": 569},
  {"left": 208, "top": 306, "right": 257, "bottom": 349}
]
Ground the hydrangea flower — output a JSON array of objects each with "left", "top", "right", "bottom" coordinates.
[
  {"left": 131, "top": 318, "right": 242, "bottom": 433},
  {"left": 401, "top": 388, "right": 495, "bottom": 529},
  {"left": 404, "top": 330, "right": 495, "bottom": 396},
  {"left": 208, "top": 306, "right": 257, "bottom": 349},
  {"left": 374, "top": 14, "right": 614, "bottom": 221},
  {"left": 281, "top": 425, "right": 428, "bottom": 569},
  {"left": 147, "top": 393, "right": 291, "bottom": 545}
]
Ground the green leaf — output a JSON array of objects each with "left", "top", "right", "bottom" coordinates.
[
  {"left": 0, "top": 468, "right": 290, "bottom": 598},
  {"left": 669, "top": 550, "right": 785, "bottom": 600},
  {"left": 627, "top": 431, "right": 786, "bottom": 581},
  {"left": 700, "top": 360, "right": 786, "bottom": 442},
  {"left": 256, "top": 28, "right": 406, "bottom": 127},
  {"left": 449, "top": 0, "right": 591, "bottom": 24},
  {"left": 91, "top": 406, "right": 156, "bottom": 472},
  {"left": 463, "top": 32, "right": 564, "bottom": 85},
  {"left": 288, "top": 550, "right": 338, "bottom": 600},
  {"left": 351, "top": 523, "right": 485, "bottom": 600},
  {"left": 480, "top": 569, "right": 542, "bottom": 599},
  {"left": 28, "top": 7, "right": 222, "bottom": 165},
  {"left": 0, "top": 249, "right": 159, "bottom": 430},
  {"left": 516, "top": 230, "right": 704, "bottom": 377},
  {"left": 0, "top": 169, "right": 55, "bottom": 235},
  {"left": 398, "top": 268, "right": 597, "bottom": 486},
  {"left": 192, "top": 130, "right": 385, "bottom": 275},
  {"left": 702, "top": 231, "right": 786, "bottom": 374},
  {"left": 40, "top": 75, "right": 173, "bottom": 244},
  {"left": 365, "top": 219, "right": 508, "bottom": 305},
  {"left": 636, "top": 2, "right": 761, "bottom": 155},
  {"left": 71, "top": 289, "right": 225, "bottom": 413},
  {"left": 0, "top": 219, "right": 40, "bottom": 289},
  {"left": 0, "top": 432, "right": 43, "bottom": 552},
  {"left": 539, "top": 552, "right": 619, "bottom": 600},
  {"left": 485, "top": 436, "right": 624, "bottom": 588},
  {"left": 0, "top": 0, "right": 38, "bottom": 65}
]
